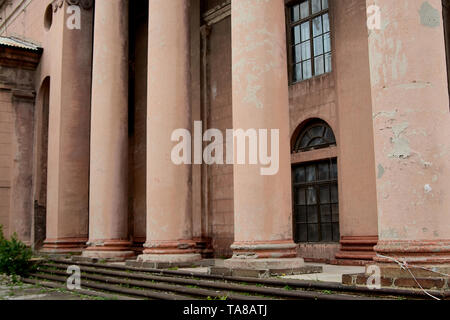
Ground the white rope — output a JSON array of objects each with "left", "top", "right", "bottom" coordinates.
[
  {"left": 414, "top": 266, "right": 450, "bottom": 278},
  {"left": 376, "top": 254, "right": 443, "bottom": 301}
]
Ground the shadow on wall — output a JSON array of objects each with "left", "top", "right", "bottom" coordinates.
[{"left": 32, "top": 76, "right": 50, "bottom": 250}]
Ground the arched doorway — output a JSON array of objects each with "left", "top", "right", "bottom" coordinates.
[{"left": 291, "top": 120, "right": 339, "bottom": 244}]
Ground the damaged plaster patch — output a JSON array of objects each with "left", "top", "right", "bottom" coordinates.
[
  {"left": 380, "top": 228, "right": 400, "bottom": 239},
  {"left": 211, "top": 82, "right": 217, "bottom": 101},
  {"left": 377, "top": 164, "right": 385, "bottom": 179},
  {"left": 397, "top": 81, "right": 432, "bottom": 90},
  {"left": 419, "top": 2, "right": 440, "bottom": 28},
  {"left": 373, "top": 110, "right": 397, "bottom": 120},
  {"left": 388, "top": 122, "right": 411, "bottom": 159},
  {"left": 420, "top": 159, "right": 432, "bottom": 168}
]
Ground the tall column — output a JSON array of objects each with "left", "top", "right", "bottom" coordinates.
[
  {"left": 42, "top": 2, "right": 93, "bottom": 253},
  {"left": 224, "top": 0, "right": 304, "bottom": 270},
  {"left": 367, "top": 0, "right": 450, "bottom": 270},
  {"left": 138, "top": 0, "right": 200, "bottom": 263},
  {"left": 83, "top": 0, "right": 134, "bottom": 260},
  {"left": 333, "top": 0, "right": 379, "bottom": 265}
]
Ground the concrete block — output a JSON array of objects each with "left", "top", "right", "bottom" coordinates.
[
  {"left": 232, "top": 268, "right": 270, "bottom": 278},
  {"left": 209, "top": 266, "right": 232, "bottom": 276}
]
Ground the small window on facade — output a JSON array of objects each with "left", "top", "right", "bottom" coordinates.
[
  {"left": 288, "top": 0, "right": 331, "bottom": 83},
  {"left": 292, "top": 121, "right": 336, "bottom": 153}
]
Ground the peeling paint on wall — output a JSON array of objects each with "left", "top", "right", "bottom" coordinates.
[
  {"left": 373, "top": 110, "right": 397, "bottom": 119},
  {"left": 380, "top": 228, "right": 400, "bottom": 240},
  {"left": 388, "top": 122, "right": 411, "bottom": 159},
  {"left": 377, "top": 164, "right": 385, "bottom": 179},
  {"left": 397, "top": 81, "right": 432, "bottom": 90},
  {"left": 419, "top": 2, "right": 440, "bottom": 28}
]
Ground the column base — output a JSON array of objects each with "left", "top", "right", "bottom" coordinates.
[
  {"left": 131, "top": 237, "right": 146, "bottom": 253},
  {"left": 193, "top": 237, "right": 214, "bottom": 258},
  {"left": 82, "top": 240, "right": 135, "bottom": 261},
  {"left": 223, "top": 257, "right": 305, "bottom": 270},
  {"left": 41, "top": 238, "right": 87, "bottom": 254},
  {"left": 334, "top": 236, "right": 378, "bottom": 266},
  {"left": 230, "top": 240, "right": 298, "bottom": 259},
  {"left": 221, "top": 240, "right": 314, "bottom": 276},
  {"left": 342, "top": 263, "right": 450, "bottom": 291},
  {"left": 372, "top": 263, "right": 450, "bottom": 279},
  {"left": 374, "top": 240, "right": 450, "bottom": 264},
  {"left": 345, "top": 240, "right": 450, "bottom": 290},
  {"left": 137, "top": 253, "right": 201, "bottom": 264},
  {"left": 137, "top": 240, "right": 202, "bottom": 263},
  {"left": 219, "top": 257, "right": 322, "bottom": 278}
]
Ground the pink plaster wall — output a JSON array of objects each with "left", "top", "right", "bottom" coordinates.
[
  {"left": 368, "top": 0, "right": 450, "bottom": 242},
  {"left": 0, "top": 90, "right": 13, "bottom": 237}
]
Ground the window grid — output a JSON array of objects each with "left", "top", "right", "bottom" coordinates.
[
  {"left": 293, "top": 122, "right": 336, "bottom": 153},
  {"left": 292, "top": 158, "right": 339, "bottom": 243},
  {"left": 288, "top": 0, "right": 332, "bottom": 83}
]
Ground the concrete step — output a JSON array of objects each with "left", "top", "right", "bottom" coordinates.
[{"left": 24, "top": 257, "right": 447, "bottom": 300}]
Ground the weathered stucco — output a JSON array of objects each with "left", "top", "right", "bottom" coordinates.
[
  {"left": 367, "top": 0, "right": 450, "bottom": 263},
  {"left": 0, "top": 0, "right": 449, "bottom": 270}
]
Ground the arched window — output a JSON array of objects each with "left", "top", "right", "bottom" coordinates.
[
  {"left": 291, "top": 120, "right": 339, "bottom": 243},
  {"left": 293, "top": 120, "right": 336, "bottom": 153}
]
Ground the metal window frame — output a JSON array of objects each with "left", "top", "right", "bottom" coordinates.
[
  {"left": 292, "top": 158, "right": 339, "bottom": 244},
  {"left": 286, "top": 0, "right": 331, "bottom": 84},
  {"left": 293, "top": 122, "right": 336, "bottom": 153}
]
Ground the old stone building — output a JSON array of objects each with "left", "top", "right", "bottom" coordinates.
[{"left": 0, "top": 0, "right": 449, "bottom": 280}]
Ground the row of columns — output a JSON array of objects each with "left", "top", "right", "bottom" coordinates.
[
  {"left": 43, "top": 0, "right": 450, "bottom": 269},
  {"left": 81, "top": 0, "right": 298, "bottom": 265}
]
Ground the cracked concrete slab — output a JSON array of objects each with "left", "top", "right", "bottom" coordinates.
[{"left": 280, "top": 263, "right": 366, "bottom": 283}]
